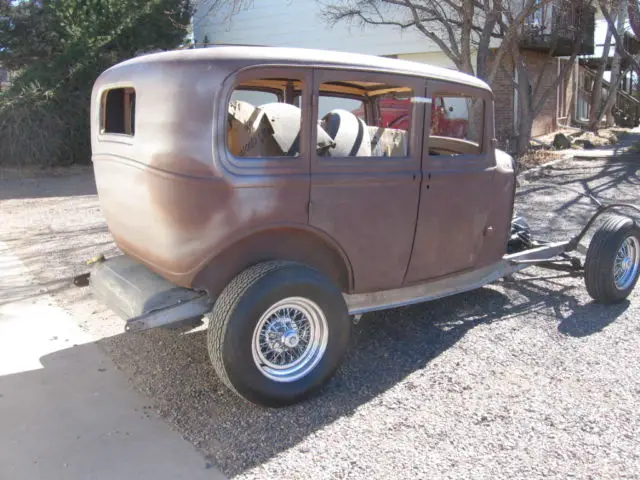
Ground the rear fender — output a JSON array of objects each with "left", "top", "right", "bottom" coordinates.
[{"left": 191, "top": 227, "right": 354, "bottom": 298}]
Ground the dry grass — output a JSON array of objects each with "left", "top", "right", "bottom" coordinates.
[
  {"left": 0, "top": 83, "right": 91, "bottom": 168},
  {"left": 533, "top": 127, "right": 631, "bottom": 149},
  {"left": 517, "top": 149, "right": 566, "bottom": 170},
  {"left": 571, "top": 128, "right": 628, "bottom": 147},
  {"left": 533, "top": 128, "right": 580, "bottom": 146}
]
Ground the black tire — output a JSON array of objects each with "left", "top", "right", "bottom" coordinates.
[
  {"left": 207, "top": 261, "right": 351, "bottom": 407},
  {"left": 584, "top": 215, "right": 640, "bottom": 304}
]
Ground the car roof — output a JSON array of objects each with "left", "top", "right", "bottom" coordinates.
[{"left": 116, "top": 45, "right": 491, "bottom": 92}]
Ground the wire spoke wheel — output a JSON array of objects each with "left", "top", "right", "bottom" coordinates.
[
  {"left": 585, "top": 215, "right": 640, "bottom": 304},
  {"left": 252, "top": 297, "right": 329, "bottom": 383},
  {"left": 613, "top": 236, "right": 640, "bottom": 290},
  {"left": 208, "top": 262, "right": 351, "bottom": 406}
]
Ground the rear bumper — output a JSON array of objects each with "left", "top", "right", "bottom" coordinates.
[{"left": 90, "top": 255, "right": 213, "bottom": 332}]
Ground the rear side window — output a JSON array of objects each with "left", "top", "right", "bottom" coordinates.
[
  {"left": 102, "top": 87, "right": 136, "bottom": 136},
  {"left": 227, "top": 78, "right": 302, "bottom": 158}
]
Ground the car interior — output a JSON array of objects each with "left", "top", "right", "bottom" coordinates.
[{"left": 227, "top": 78, "right": 482, "bottom": 158}]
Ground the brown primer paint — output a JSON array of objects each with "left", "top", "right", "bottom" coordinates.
[{"left": 90, "top": 47, "right": 514, "bottom": 296}]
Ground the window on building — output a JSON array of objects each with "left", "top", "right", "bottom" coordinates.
[
  {"left": 227, "top": 78, "right": 302, "bottom": 158},
  {"left": 317, "top": 80, "right": 413, "bottom": 158},
  {"left": 429, "top": 94, "right": 485, "bottom": 155},
  {"left": 102, "top": 87, "right": 136, "bottom": 136}
]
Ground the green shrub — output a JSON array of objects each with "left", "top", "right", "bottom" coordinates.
[
  {"left": 0, "top": 0, "right": 193, "bottom": 168},
  {"left": 0, "top": 77, "right": 92, "bottom": 166}
]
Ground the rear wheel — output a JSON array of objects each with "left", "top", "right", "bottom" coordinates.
[
  {"left": 207, "top": 261, "right": 351, "bottom": 407},
  {"left": 584, "top": 215, "right": 640, "bottom": 304}
]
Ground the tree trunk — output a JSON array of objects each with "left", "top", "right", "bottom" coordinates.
[
  {"left": 602, "top": 57, "right": 623, "bottom": 125},
  {"left": 467, "top": 98, "right": 483, "bottom": 143},
  {"left": 594, "top": 0, "right": 626, "bottom": 128},
  {"left": 629, "top": 0, "right": 640, "bottom": 41},
  {"left": 588, "top": 25, "right": 614, "bottom": 132},
  {"left": 603, "top": 0, "right": 627, "bottom": 126},
  {"left": 515, "top": 112, "right": 535, "bottom": 157},
  {"left": 514, "top": 58, "right": 535, "bottom": 156}
]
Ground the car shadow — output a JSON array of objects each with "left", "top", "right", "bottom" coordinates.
[
  {"left": 513, "top": 156, "right": 640, "bottom": 248},
  {"left": 500, "top": 272, "right": 631, "bottom": 337},
  {"left": 4, "top": 274, "right": 631, "bottom": 478},
  {"left": 79, "top": 274, "right": 630, "bottom": 477},
  {"left": 556, "top": 300, "right": 630, "bottom": 337}
]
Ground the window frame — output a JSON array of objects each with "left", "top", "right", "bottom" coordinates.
[
  {"left": 430, "top": 94, "right": 484, "bottom": 147},
  {"left": 98, "top": 84, "right": 136, "bottom": 143},
  {"left": 311, "top": 68, "right": 424, "bottom": 173},
  {"left": 424, "top": 80, "right": 495, "bottom": 168},
  {"left": 219, "top": 66, "right": 312, "bottom": 174}
]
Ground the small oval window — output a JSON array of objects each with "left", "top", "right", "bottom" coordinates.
[{"left": 101, "top": 87, "right": 136, "bottom": 136}]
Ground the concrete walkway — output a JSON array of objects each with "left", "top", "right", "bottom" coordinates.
[{"left": 0, "top": 242, "right": 225, "bottom": 480}]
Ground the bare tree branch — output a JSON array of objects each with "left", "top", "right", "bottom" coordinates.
[
  {"left": 628, "top": 0, "right": 640, "bottom": 40},
  {"left": 600, "top": 0, "right": 640, "bottom": 74},
  {"left": 400, "top": 0, "right": 462, "bottom": 68},
  {"left": 320, "top": 0, "right": 596, "bottom": 154}
]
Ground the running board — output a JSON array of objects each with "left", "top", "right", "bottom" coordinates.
[{"left": 344, "top": 241, "right": 571, "bottom": 315}]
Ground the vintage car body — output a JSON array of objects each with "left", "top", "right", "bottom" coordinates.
[
  {"left": 87, "top": 46, "right": 640, "bottom": 407},
  {"left": 91, "top": 46, "right": 514, "bottom": 297}
]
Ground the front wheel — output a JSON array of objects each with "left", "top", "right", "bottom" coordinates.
[
  {"left": 584, "top": 215, "right": 640, "bottom": 304},
  {"left": 207, "top": 261, "right": 351, "bottom": 407}
]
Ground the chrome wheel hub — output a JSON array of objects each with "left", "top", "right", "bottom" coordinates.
[
  {"left": 613, "top": 236, "right": 640, "bottom": 290},
  {"left": 282, "top": 330, "right": 300, "bottom": 348},
  {"left": 252, "top": 297, "right": 329, "bottom": 383}
]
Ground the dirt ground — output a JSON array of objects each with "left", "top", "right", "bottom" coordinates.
[
  {"left": 1, "top": 156, "right": 640, "bottom": 479},
  {"left": 534, "top": 127, "right": 630, "bottom": 149}
]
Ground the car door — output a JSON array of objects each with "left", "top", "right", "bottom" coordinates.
[
  {"left": 404, "top": 80, "right": 498, "bottom": 284},
  {"left": 308, "top": 69, "right": 424, "bottom": 293}
]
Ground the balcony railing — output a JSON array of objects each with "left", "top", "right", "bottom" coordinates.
[
  {"left": 575, "top": 67, "right": 640, "bottom": 127},
  {"left": 520, "top": 0, "right": 595, "bottom": 56}
]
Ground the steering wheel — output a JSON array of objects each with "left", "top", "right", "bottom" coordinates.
[{"left": 387, "top": 115, "right": 409, "bottom": 129}]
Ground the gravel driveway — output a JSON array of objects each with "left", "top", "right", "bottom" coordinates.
[{"left": 1, "top": 155, "right": 639, "bottom": 479}]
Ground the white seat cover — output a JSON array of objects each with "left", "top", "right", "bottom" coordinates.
[
  {"left": 321, "top": 109, "right": 371, "bottom": 157},
  {"left": 259, "top": 102, "right": 302, "bottom": 155}
]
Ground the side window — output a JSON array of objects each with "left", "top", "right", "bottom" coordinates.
[
  {"left": 102, "top": 87, "right": 136, "bottom": 136},
  {"left": 318, "top": 95, "right": 364, "bottom": 120},
  {"left": 430, "top": 94, "right": 485, "bottom": 155},
  {"left": 317, "top": 81, "right": 413, "bottom": 158},
  {"left": 227, "top": 78, "right": 301, "bottom": 158},
  {"left": 230, "top": 89, "right": 278, "bottom": 106}
]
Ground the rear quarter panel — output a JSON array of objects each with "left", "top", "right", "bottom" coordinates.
[{"left": 91, "top": 59, "right": 310, "bottom": 287}]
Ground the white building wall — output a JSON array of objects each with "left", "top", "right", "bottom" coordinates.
[
  {"left": 397, "top": 52, "right": 478, "bottom": 70},
  {"left": 193, "top": 0, "right": 443, "bottom": 57}
]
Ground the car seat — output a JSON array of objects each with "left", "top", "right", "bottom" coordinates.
[
  {"left": 321, "top": 109, "right": 371, "bottom": 157},
  {"left": 259, "top": 102, "right": 302, "bottom": 156}
]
